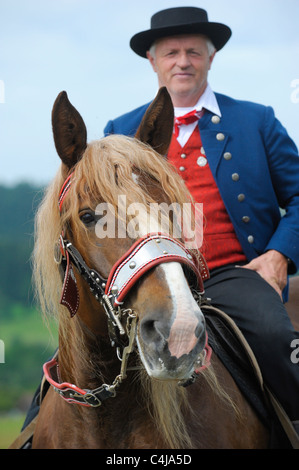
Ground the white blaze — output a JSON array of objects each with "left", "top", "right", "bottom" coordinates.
[{"left": 161, "top": 263, "right": 203, "bottom": 358}]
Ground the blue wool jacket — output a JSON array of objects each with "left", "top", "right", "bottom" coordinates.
[{"left": 104, "top": 92, "right": 299, "bottom": 290}]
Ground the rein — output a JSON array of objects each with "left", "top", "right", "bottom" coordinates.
[
  {"left": 43, "top": 174, "right": 212, "bottom": 407},
  {"left": 43, "top": 311, "right": 138, "bottom": 407}
]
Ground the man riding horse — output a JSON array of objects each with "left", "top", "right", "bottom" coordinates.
[{"left": 104, "top": 7, "right": 299, "bottom": 438}]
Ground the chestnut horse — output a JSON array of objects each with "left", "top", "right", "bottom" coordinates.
[{"left": 31, "top": 88, "right": 274, "bottom": 449}]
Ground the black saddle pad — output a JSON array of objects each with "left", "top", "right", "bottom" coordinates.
[{"left": 203, "top": 304, "right": 270, "bottom": 426}]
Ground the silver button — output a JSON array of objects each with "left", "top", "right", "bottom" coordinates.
[
  {"left": 248, "top": 235, "right": 254, "bottom": 244},
  {"left": 211, "top": 115, "right": 221, "bottom": 124},
  {"left": 197, "top": 156, "right": 208, "bottom": 167},
  {"left": 238, "top": 194, "right": 246, "bottom": 202},
  {"left": 224, "top": 152, "right": 232, "bottom": 160},
  {"left": 216, "top": 133, "right": 225, "bottom": 141},
  {"left": 179, "top": 166, "right": 186, "bottom": 172},
  {"left": 201, "top": 147, "right": 205, "bottom": 155},
  {"left": 232, "top": 173, "right": 240, "bottom": 182},
  {"left": 242, "top": 216, "right": 250, "bottom": 223},
  {"left": 181, "top": 153, "right": 187, "bottom": 159}
]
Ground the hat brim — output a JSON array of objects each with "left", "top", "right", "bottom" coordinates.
[{"left": 130, "top": 22, "right": 232, "bottom": 58}]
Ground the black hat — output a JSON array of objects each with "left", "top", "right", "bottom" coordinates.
[{"left": 130, "top": 7, "right": 232, "bottom": 58}]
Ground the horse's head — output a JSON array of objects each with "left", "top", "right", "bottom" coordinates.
[{"left": 47, "top": 88, "right": 208, "bottom": 383}]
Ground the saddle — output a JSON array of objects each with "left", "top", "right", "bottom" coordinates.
[{"left": 9, "top": 304, "right": 299, "bottom": 449}]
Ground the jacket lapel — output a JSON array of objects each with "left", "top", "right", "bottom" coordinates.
[{"left": 198, "top": 109, "right": 230, "bottom": 177}]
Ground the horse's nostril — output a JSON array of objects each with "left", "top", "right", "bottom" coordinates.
[
  {"left": 140, "top": 319, "right": 155, "bottom": 341},
  {"left": 140, "top": 318, "right": 168, "bottom": 344}
]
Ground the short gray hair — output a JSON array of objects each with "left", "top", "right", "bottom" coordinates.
[{"left": 148, "top": 35, "right": 216, "bottom": 58}]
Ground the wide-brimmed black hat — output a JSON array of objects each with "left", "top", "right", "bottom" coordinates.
[{"left": 130, "top": 7, "right": 232, "bottom": 58}]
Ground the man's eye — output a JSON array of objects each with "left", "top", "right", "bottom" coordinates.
[{"left": 80, "top": 211, "right": 95, "bottom": 226}]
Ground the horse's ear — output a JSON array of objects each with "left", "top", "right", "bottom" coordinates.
[
  {"left": 52, "top": 91, "right": 87, "bottom": 170},
  {"left": 135, "top": 87, "right": 174, "bottom": 156}
]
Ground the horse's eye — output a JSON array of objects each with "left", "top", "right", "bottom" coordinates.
[{"left": 80, "top": 211, "right": 95, "bottom": 226}]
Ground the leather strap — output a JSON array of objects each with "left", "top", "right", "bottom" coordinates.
[
  {"left": 43, "top": 357, "right": 116, "bottom": 407},
  {"left": 265, "top": 387, "right": 299, "bottom": 449},
  {"left": 60, "top": 250, "right": 80, "bottom": 317},
  {"left": 8, "top": 416, "right": 38, "bottom": 449}
]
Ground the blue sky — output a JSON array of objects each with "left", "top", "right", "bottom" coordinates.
[{"left": 1, "top": 0, "right": 299, "bottom": 185}]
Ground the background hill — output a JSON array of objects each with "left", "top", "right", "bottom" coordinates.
[
  {"left": 0, "top": 183, "right": 41, "bottom": 310},
  {"left": 0, "top": 183, "right": 57, "bottom": 447}
]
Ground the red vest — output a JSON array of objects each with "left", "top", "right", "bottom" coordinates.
[{"left": 167, "top": 127, "right": 247, "bottom": 270}]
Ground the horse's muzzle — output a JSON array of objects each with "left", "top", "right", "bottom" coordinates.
[{"left": 137, "top": 306, "right": 207, "bottom": 381}]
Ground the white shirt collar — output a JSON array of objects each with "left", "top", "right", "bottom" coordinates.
[{"left": 174, "top": 84, "right": 221, "bottom": 117}]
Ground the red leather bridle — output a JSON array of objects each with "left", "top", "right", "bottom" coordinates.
[{"left": 43, "top": 174, "right": 212, "bottom": 407}]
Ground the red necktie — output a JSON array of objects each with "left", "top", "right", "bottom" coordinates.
[{"left": 174, "top": 109, "right": 204, "bottom": 138}]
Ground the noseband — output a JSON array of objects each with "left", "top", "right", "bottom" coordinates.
[{"left": 43, "top": 175, "right": 212, "bottom": 407}]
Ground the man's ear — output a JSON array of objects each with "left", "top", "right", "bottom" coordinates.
[
  {"left": 209, "top": 50, "right": 216, "bottom": 70},
  {"left": 146, "top": 50, "right": 157, "bottom": 72},
  {"left": 135, "top": 87, "right": 174, "bottom": 156}
]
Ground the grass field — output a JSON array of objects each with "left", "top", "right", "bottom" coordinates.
[
  {"left": 0, "top": 414, "right": 25, "bottom": 449},
  {"left": 0, "top": 306, "right": 57, "bottom": 350},
  {"left": 0, "top": 306, "right": 57, "bottom": 449}
]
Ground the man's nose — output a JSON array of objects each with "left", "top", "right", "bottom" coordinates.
[{"left": 176, "top": 52, "right": 191, "bottom": 68}]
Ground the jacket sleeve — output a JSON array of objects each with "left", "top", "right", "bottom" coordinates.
[
  {"left": 263, "top": 106, "right": 299, "bottom": 272},
  {"left": 104, "top": 120, "right": 114, "bottom": 136},
  {"left": 103, "top": 102, "right": 151, "bottom": 138}
]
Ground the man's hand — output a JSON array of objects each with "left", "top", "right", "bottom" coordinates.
[{"left": 241, "top": 250, "right": 288, "bottom": 299}]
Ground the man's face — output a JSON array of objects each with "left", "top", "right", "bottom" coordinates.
[{"left": 147, "top": 35, "right": 215, "bottom": 107}]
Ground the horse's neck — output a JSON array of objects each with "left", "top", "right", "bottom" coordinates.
[{"left": 55, "top": 321, "right": 154, "bottom": 447}]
